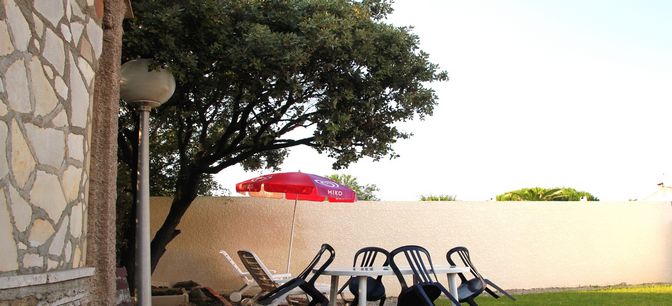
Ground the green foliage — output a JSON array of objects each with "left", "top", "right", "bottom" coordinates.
[
  {"left": 117, "top": 0, "right": 446, "bottom": 270},
  {"left": 496, "top": 187, "right": 599, "bottom": 201},
  {"left": 120, "top": 0, "right": 446, "bottom": 187},
  {"left": 326, "top": 174, "right": 379, "bottom": 201},
  {"left": 420, "top": 194, "right": 457, "bottom": 201}
]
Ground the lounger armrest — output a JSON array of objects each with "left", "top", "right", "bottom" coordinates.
[{"left": 271, "top": 273, "right": 292, "bottom": 279}]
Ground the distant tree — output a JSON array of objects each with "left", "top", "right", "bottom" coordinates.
[
  {"left": 420, "top": 194, "right": 456, "bottom": 201},
  {"left": 496, "top": 187, "right": 599, "bottom": 201},
  {"left": 327, "top": 174, "right": 380, "bottom": 201}
]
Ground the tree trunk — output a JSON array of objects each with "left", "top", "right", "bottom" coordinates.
[
  {"left": 150, "top": 170, "right": 202, "bottom": 272},
  {"left": 117, "top": 115, "right": 140, "bottom": 294},
  {"left": 119, "top": 156, "right": 138, "bottom": 294}
]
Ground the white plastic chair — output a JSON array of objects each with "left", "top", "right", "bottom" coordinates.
[{"left": 220, "top": 250, "right": 292, "bottom": 302}]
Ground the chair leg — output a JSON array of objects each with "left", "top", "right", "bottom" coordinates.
[
  {"left": 484, "top": 288, "right": 500, "bottom": 298},
  {"left": 466, "top": 298, "right": 478, "bottom": 306},
  {"left": 485, "top": 280, "right": 516, "bottom": 301},
  {"left": 300, "top": 284, "right": 329, "bottom": 306},
  {"left": 378, "top": 296, "right": 386, "bottom": 306}
]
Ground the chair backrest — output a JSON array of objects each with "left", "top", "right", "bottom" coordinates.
[
  {"left": 353, "top": 246, "right": 389, "bottom": 282},
  {"left": 446, "top": 246, "right": 484, "bottom": 284},
  {"left": 296, "top": 243, "right": 335, "bottom": 284},
  {"left": 353, "top": 246, "right": 389, "bottom": 268},
  {"left": 220, "top": 250, "right": 247, "bottom": 278},
  {"left": 389, "top": 245, "right": 439, "bottom": 290},
  {"left": 254, "top": 244, "right": 334, "bottom": 306},
  {"left": 237, "top": 250, "right": 279, "bottom": 292}
]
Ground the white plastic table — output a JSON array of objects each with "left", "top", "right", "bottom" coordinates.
[{"left": 318, "top": 265, "right": 470, "bottom": 306}]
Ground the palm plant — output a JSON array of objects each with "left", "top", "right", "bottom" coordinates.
[
  {"left": 420, "top": 194, "right": 457, "bottom": 201},
  {"left": 496, "top": 187, "right": 598, "bottom": 201}
]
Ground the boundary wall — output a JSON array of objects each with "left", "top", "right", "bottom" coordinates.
[{"left": 150, "top": 197, "right": 672, "bottom": 294}]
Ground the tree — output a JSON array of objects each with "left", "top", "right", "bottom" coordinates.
[
  {"left": 496, "top": 187, "right": 599, "bottom": 201},
  {"left": 420, "top": 194, "right": 456, "bottom": 201},
  {"left": 117, "top": 0, "right": 447, "bottom": 273},
  {"left": 326, "top": 174, "right": 380, "bottom": 201}
]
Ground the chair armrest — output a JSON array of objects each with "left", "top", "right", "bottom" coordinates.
[
  {"left": 412, "top": 283, "right": 436, "bottom": 306},
  {"left": 337, "top": 277, "right": 352, "bottom": 294},
  {"left": 259, "top": 278, "right": 304, "bottom": 304}
]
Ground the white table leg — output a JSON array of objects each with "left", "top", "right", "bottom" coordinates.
[
  {"left": 328, "top": 275, "right": 339, "bottom": 306},
  {"left": 447, "top": 273, "right": 460, "bottom": 306},
  {"left": 357, "top": 276, "right": 367, "bottom": 306}
]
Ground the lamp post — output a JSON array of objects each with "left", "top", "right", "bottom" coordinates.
[{"left": 120, "top": 59, "right": 176, "bottom": 306}]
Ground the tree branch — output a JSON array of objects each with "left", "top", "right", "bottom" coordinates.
[{"left": 204, "top": 136, "right": 315, "bottom": 173}]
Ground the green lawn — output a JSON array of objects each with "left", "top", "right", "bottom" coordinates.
[{"left": 435, "top": 285, "right": 672, "bottom": 306}]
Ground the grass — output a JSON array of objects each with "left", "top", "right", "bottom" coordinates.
[{"left": 435, "top": 284, "right": 672, "bottom": 306}]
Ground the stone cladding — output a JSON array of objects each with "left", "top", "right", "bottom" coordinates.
[{"left": 0, "top": 0, "right": 103, "bottom": 303}]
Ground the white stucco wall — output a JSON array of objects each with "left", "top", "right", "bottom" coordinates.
[{"left": 150, "top": 197, "right": 672, "bottom": 294}]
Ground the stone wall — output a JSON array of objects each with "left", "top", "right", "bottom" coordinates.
[{"left": 0, "top": 0, "right": 103, "bottom": 303}]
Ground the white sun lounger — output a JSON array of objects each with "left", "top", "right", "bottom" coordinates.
[
  {"left": 219, "top": 250, "right": 292, "bottom": 302},
  {"left": 236, "top": 250, "right": 334, "bottom": 306}
]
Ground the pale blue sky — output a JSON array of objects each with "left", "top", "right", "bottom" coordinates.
[{"left": 216, "top": 0, "right": 672, "bottom": 201}]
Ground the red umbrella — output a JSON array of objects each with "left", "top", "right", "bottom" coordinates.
[{"left": 236, "top": 172, "right": 356, "bottom": 272}]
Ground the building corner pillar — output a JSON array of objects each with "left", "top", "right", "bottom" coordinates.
[{"left": 87, "top": 0, "right": 129, "bottom": 304}]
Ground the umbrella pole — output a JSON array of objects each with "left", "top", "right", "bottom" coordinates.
[{"left": 287, "top": 199, "right": 298, "bottom": 273}]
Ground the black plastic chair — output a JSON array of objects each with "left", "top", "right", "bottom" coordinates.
[
  {"left": 337, "top": 247, "right": 389, "bottom": 306},
  {"left": 254, "top": 243, "right": 335, "bottom": 306},
  {"left": 389, "top": 245, "right": 460, "bottom": 306},
  {"left": 446, "top": 246, "right": 516, "bottom": 306}
]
